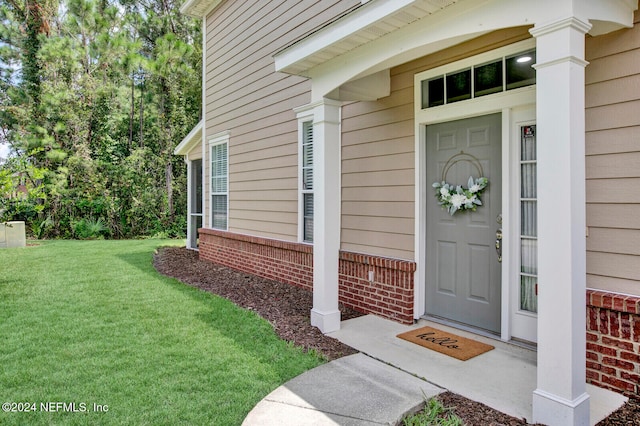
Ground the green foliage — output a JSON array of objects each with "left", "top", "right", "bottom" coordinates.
[
  {"left": 72, "top": 217, "right": 109, "bottom": 239},
  {"left": 0, "top": 0, "right": 201, "bottom": 239},
  {"left": 403, "top": 397, "right": 465, "bottom": 426},
  {"left": 0, "top": 156, "right": 48, "bottom": 226},
  {"left": 30, "top": 215, "right": 53, "bottom": 239}
]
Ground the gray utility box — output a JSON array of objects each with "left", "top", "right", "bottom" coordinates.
[{"left": 0, "top": 221, "right": 27, "bottom": 248}]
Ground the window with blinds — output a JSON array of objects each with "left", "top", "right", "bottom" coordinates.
[
  {"left": 301, "top": 121, "right": 313, "bottom": 242},
  {"left": 211, "top": 142, "right": 228, "bottom": 230},
  {"left": 520, "top": 125, "right": 537, "bottom": 313}
]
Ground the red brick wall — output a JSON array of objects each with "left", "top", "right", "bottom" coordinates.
[
  {"left": 586, "top": 290, "right": 640, "bottom": 396},
  {"left": 199, "top": 229, "right": 314, "bottom": 291},
  {"left": 198, "top": 229, "right": 416, "bottom": 324},
  {"left": 339, "top": 251, "right": 416, "bottom": 324}
]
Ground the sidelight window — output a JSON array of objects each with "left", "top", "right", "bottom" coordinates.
[{"left": 519, "top": 125, "right": 537, "bottom": 313}]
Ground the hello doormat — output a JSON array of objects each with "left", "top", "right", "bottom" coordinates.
[{"left": 397, "top": 326, "right": 494, "bottom": 361}]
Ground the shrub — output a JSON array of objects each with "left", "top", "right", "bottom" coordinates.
[
  {"left": 30, "top": 215, "right": 54, "bottom": 239},
  {"left": 73, "top": 217, "right": 110, "bottom": 239}
]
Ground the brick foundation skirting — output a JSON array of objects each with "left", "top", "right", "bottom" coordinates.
[
  {"left": 339, "top": 251, "right": 416, "bottom": 324},
  {"left": 198, "top": 229, "right": 416, "bottom": 324},
  {"left": 198, "top": 228, "right": 314, "bottom": 291},
  {"left": 586, "top": 289, "right": 640, "bottom": 397}
]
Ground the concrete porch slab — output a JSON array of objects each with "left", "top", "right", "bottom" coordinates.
[{"left": 327, "top": 315, "right": 627, "bottom": 425}]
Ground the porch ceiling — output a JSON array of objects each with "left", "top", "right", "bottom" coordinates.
[{"left": 275, "top": 0, "right": 458, "bottom": 77}]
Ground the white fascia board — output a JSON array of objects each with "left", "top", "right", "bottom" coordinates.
[
  {"left": 179, "top": 0, "right": 198, "bottom": 16},
  {"left": 180, "top": 0, "right": 222, "bottom": 18},
  {"left": 174, "top": 120, "right": 203, "bottom": 155},
  {"left": 274, "top": 0, "right": 417, "bottom": 74}
]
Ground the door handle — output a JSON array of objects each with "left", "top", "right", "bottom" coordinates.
[{"left": 495, "top": 228, "right": 503, "bottom": 263}]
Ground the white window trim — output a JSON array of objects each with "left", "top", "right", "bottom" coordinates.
[
  {"left": 296, "top": 108, "right": 314, "bottom": 243},
  {"left": 208, "top": 131, "right": 230, "bottom": 231},
  {"left": 415, "top": 39, "right": 536, "bottom": 125}
]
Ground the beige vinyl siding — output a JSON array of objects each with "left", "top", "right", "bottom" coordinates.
[
  {"left": 187, "top": 143, "right": 202, "bottom": 161},
  {"left": 340, "top": 26, "right": 532, "bottom": 260},
  {"left": 585, "top": 10, "right": 640, "bottom": 296},
  {"left": 203, "top": 0, "right": 360, "bottom": 241},
  {"left": 586, "top": 204, "right": 640, "bottom": 229}
]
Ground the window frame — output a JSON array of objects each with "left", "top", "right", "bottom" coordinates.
[
  {"left": 417, "top": 40, "right": 537, "bottom": 111},
  {"left": 208, "top": 131, "right": 230, "bottom": 231}
]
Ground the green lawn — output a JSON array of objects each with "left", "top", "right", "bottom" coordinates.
[{"left": 0, "top": 240, "right": 323, "bottom": 425}]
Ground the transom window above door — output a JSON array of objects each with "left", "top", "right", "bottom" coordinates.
[{"left": 421, "top": 49, "right": 536, "bottom": 109}]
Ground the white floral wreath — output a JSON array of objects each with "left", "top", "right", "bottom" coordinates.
[{"left": 432, "top": 176, "right": 488, "bottom": 216}]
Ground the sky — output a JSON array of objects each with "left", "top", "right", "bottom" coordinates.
[{"left": 0, "top": 142, "right": 10, "bottom": 161}]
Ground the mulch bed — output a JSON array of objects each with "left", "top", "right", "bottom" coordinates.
[
  {"left": 153, "top": 246, "right": 361, "bottom": 360},
  {"left": 153, "top": 246, "right": 639, "bottom": 426}
]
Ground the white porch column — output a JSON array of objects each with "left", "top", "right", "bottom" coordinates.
[
  {"left": 531, "top": 17, "right": 592, "bottom": 426},
  {"left": 310, "top": 98, "right": 342, "bottom": 333}
]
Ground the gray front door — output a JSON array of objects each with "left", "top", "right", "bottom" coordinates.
[{"left": 425, "top": 113, "right": 502, "bottom": 333}]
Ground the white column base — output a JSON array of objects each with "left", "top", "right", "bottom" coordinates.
[
  {"left": 533, "top": 389, "right": 590, "bottom": 426},
  {"left": 310, "top": 309, "right": 341, "bottom": 334}
]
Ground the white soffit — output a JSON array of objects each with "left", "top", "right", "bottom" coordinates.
[
  {"left": 180, "top": 0, "right": 223, "bottom": 18},
  {"left": 275, "top": 0, "right": 458, "bottom": 76}
]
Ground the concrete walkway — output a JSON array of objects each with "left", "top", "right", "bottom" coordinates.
[
  {"left": 244, "top": 315, "right": 627, "bottom": 425},
  {"left": 243, "top": 353, "right": 442, "bottom": 425}
]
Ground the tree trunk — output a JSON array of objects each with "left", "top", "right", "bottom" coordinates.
[
  {"left": 128, "top": 75, "right": 134, "bottom": 150},
  {"left": 24, "top": 0, "right": 46, "bottom": 109},
  {"left": 139, "top": 79, "right": 144, "bottom": 147},
  {"left": 166, "top": 161, "right": 174, "bottom": 220}
]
